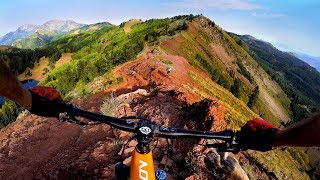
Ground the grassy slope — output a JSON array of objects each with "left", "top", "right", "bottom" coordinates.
[
  {"left": 192, "top": 20, "right": 308, "bottom": 179},
  {"left": 68, "top": 22, "right": 113, "bottom": 35},
  {"left": 12, "top": 33, "right": 52, "bottom": 49},
  {"left": 41, "top": 18, "right": 174, "bottom": 99},
  {"left": 222, "top": 31, "right": 292, "bottom": 123},
  {"left": 17, "top": 53, "right": 72, "bottom": 81},
  {"left": 124, "top": 19, "right": 141, "bottom": 33},
  {"left": 159, "top": 17, "right": 308, "bottom": 179},
  {"left": 160, "top": 18, "right": 290, "bottom": 125},
  {"left": 20, "top": 15, "right": 309, "bottom": 179},
  {"left": 17, "top": 56, "right": 49, "bottom": 81},
  {"left": 188, "top": 70, "right": 309, "bottom": 179},
  {"left": 240, "top": 35, "right": 320, "bottom": 121}
]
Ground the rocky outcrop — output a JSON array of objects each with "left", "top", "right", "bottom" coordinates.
[{"left": 0, "top": 51, "right": 249, "bottom": 179}]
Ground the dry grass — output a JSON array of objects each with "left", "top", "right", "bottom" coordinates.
[
  {"left": 18, "top": 56, "right": 49, "bottom": 81},
  {"left": 221, "top": 30, "right": 292, "bottom": 122},
  {"left": 124, "top": 19, "right": 141, "bottom": 33},
  {"left": 250, "top": 149, "right": 310, "bottom": 179},
  {"left": 188, "top": 71, "right": 310, "bottom": 179},
  {"left": 187, "top": 71, "right": 256, "bottom": 129},
  {"left": 0, "top": 46, "right": 11, "bottom": 51},
  {"left": 18, "top": 53, "right": 72, "bottom": 81},
  {"left": 55, "top": 53, "right": 72, "bottom": 68},
  {"left": 210, "top": 44, "right": 236, "bottom": 70}
]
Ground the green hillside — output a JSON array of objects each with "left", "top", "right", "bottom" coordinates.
[
  {"left": 0, "top": 15, "right": 315, "bottom": 179},
  {"left": 240, "top": 35, "right": 320, "bottom": 122},
  {"left": 41, "top": 17, "right": 189, "bottom": 98},
  {"left": 12, "top": 30, "right": 53, "bottom": 49},
  {"left": 160, "top": 16, "right": 291, "bottom": 125},
  {"left": 39, "top": 16, "right": 309, "bottom": 178},
  {"left": 11, "top": 20, "right": 87, "bottom": 49}
]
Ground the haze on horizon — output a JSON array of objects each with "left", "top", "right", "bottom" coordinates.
[{"left": 0, "top": 0, "right": 319, "bottom": 57}]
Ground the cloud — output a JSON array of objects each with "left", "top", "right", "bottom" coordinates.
[
  {"left": 170, "top": 0, "right": 263, "bottom": 10},
  {"left": 252, "top": 12, "right": 285, "bottom": 18}
]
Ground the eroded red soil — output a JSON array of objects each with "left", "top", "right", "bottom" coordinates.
[{"left": 0, "top": 49, "right": 265, "bottom": 179}]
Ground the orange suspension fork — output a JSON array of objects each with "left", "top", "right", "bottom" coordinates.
[
  {"left": 129, "top": 125, "right": 157, "bottom": 180},
  {"left": 130, "top": 147, "right": 156, "bottom": 180}
]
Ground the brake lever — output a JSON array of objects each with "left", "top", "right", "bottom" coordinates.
[
  {"left": 120, "top": 116, "right": 152, "bottom": 123},
  {"left": 59, "top": 104, "right": 87, "bottom": 126},
  {"left": 205, "top": 130, "right": 241, "bottom": 154},
  {"left": 206, "top": 142, "right": 240, "bottom": 154},
  {"left": 59, "top": 114, "right": 88, "bottom": 126}
]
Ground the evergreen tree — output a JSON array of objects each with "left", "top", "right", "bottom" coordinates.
[
  {"left": 247, "top": 86, "right": 259, "bottom": 108},
  {"left": 231, "top": 78, "right": 241, "bottom": 98}
]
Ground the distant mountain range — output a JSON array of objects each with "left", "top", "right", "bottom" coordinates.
[
  {"left": 0, "top": 20, "right": 86, "bottom": 49},
  {"left": 292, "top": 52, "right": 320, "bottom": 72},
  {"left": 0, "top": 24, "right": 36, "bottom": 45}
]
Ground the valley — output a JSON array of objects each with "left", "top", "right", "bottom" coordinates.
[{"left": 0, "top": 14, "right": 319, "bottom": 179}]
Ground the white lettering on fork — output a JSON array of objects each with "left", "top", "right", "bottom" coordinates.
[{"left": 139, "top": 160, "right": 148, "bottom": 180}]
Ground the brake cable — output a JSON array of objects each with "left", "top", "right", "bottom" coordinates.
[
  {"left": 120, "top": 135, "right": 137, "bottom": 163},
  {"left": 164, "top": 138, "right": 170, "bottom": 170},
  {"left": 61, "top": 104, "right": 241, "bottom": 153}
]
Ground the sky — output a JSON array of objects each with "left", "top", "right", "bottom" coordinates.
[{"left": 0, "top": 0, "right": 319, "bottom": 56}]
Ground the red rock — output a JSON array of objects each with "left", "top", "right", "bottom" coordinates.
[
  {"left": 124, "top": 146, "right": 135, "bottom": 156},
  {"left": 128, "top": 140, "right": 138, "bottom": 147},
  {"left": 0, "top": 48, "right": 231, "bottom": 179},
  {"left": 123, "top": 156, "right": 132, "bottom": 166}
]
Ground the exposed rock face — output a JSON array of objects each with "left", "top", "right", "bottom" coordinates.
[
  {"left": 223, "top": 156, "right": 249, "bottom": 180},
  {"left": 185, "top": 98, "right": 226, "bottom": 132}
]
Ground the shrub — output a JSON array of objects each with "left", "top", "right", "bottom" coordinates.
[
  {"left": 0, "top": 99, "right": 21, "bottom": 128},
  {"left": 247, "top": 86, "right": 259, "bottom": 108},
  {"left": 236, "top": 60, "right": 253, "bottom": 83},
  {"left": 42, "top": 67, "right": 49, "bottom": 75}
]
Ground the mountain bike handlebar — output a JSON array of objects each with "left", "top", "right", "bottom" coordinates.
[{"left": 62, "top": 104, "right": 240, "bottom": 153}]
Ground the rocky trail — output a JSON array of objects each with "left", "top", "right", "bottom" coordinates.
[{"left": 0, "top": 50, "right": 271, "bottom": 179}]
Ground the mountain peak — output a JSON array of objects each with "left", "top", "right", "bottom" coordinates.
[
  {"left": 17, "top": 24, "right": 37, "bottom": 31},
  {"left": 43, "top": 19, "right": 77, "bottom": 25},
  {"left": 241, "top": 34, "right": 257, "bottom": 40},
  {"left": 39, "top": 20, "right": 85, "bottom": 32},
  {"left": 0, "top": 20, "right": 86, "bottom": 47}
]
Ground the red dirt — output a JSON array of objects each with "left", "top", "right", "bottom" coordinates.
[{"left": 0, "top": 48, "right": 252, "bottom": 179}]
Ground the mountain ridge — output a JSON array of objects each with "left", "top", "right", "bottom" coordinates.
[
  {"left": 0, "top": 14, "right": 318, "bottom": 179},
  {"left": 0, "top": 20, "right": 86, "bottom": 48},
  {"left": 239, "top": 34, "right": 320, "bottom": 122},
  {"left": 293, "top": 52, "right": 320, "bottom": 72}
]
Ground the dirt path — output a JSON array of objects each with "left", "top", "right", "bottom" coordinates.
[{"left": 0, "top": 48, "right": 230, "bottom": 179}]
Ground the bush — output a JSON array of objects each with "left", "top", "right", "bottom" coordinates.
[
  {"left": 231, "top": 78, "right": 241, "bottom": 98},
  {"left": 194, "top": 53, "right": 232, "bottom": 89},
  {"left": 0, "top": 99, "right": 21, "bottom": 128},
  {"left": 42, "top": 67, "right": 49, "bottom": 75},
  {"left": 236, "top": 61, "right": 253, "bottom": 83},
  {"left": 42, "top": 18, "right": 176, "bottom": 98},
  {"left": 0, "top": 48, "right": 46, "bottom": 74},
  {"left": 247, "top": 86, "right": 259, "bottom": 108}
]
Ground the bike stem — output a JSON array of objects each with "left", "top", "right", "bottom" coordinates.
[{"left": 136, "top": 122, "right": 154, "bottom": 154}]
